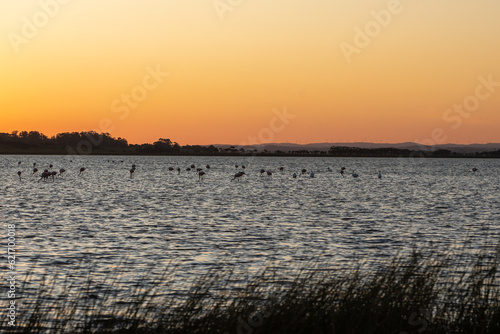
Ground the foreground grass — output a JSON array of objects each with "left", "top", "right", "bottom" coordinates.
[{"left": 2, "top": 249, "right": 500, "bottom": 334}]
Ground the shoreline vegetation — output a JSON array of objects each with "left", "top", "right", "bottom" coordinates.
[
  {"left": 1, "top": 131, "right": 500, "bottom": 158},
  {"left": 2, "top": 247, "right": 500, "bottom": 333}
]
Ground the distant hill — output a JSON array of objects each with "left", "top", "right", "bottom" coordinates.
[{"left": 213, "top": 142, "right": 500, "bottom": 154}]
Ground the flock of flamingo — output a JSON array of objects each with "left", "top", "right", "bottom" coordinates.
[{"left": 13, "top": 160, "right": 480, "bottom": 183}]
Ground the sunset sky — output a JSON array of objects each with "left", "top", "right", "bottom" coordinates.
[{"left": 1, "top": 0, "right": 499, "bottom": 145}]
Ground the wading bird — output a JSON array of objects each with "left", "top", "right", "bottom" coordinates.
[
  {"left": 198, "top": 171, "right": 206, "bottom": 181},
  {"left": 279, "top": 167, "right": 284, "bottom": 172},
  {"left": 259, "top": 169, "right": 266, "bottom": 176},
  {"left": 472, "top": 168, "right": 478, "bottom": 173},
  {"left": 340, "top": 167, "right": 346, "bottom": 177},
  {"left": 59, "top": 168, "right": 66, "bottom": 177},
  {"left": 79, "top": 167, "right": 86, "bottom": 176},
  {"left": 191, "top": 164, "right": 195, "bottom": 169},
  {"left": 168, "top": 167, "right": 174, "bottom": 171},
  {"left": 232, "top": 171, "right": 246, "bottom": 181},
  {"left": 378, "top": 171, "right": 382, "bottom": 179},
  {"left": 206, "top": 164, "right": 210, "bottom": 170},
  {"left": 32, "top": 168, "right": 38, "bottom": 175},
  {"left": 177, "top": 167, "right": 181, "bottom": 174},
  {"left": 130, "top": 168, "right": 135, "bottom": 178},
  {"left": 301, "top": 169, "right": 307, "bottom": 176},
  {"left": 17, "top": 171, "right": 22, "bottom": 180},
  {"left": 267, "top": 171, "right": 273, "bottom": 176},
  {"left": 39, "top": 170, "right": 51, "bottom": 182}
]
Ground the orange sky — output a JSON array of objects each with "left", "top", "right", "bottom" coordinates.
[{"left": 1, "top": 1, "right": 499, "bottom": 145}]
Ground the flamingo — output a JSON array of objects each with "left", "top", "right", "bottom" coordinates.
[
  {"left": 198, "top": 171, "right": 206, "bottom": 181},
  {"left": 79, "top": 167, "right": 86, "bottom": 176},
  {"left": 49, "top": 164, "right": 53, "bottom": 169},
  {"left": 38, "top": 170, "right": 51, "bottom": 182},
  {"left": 232, "top": 171, "right": 246, "bottom": 181},
  {"left": 168, "top": 167, "right": 174, "bottom": 171},
  {"left": 267, "top": 171, "right": 273, "bottom": 176},
  {"left": 235, "top": 165, "right": 239, "bottom": 168},
  {"left": 301, "top": 169, "right": 307, "bottom": 176},
  {"left": 259, "top": 169, "right": 266, "bottom": 176},
  {"left": 242, "top": 165, "right": 246, "bottom": 169},
  {"left": 32, "top": 168, "right": 38, "bottom": 175},
  {"left": 279, "top": 167, "right": 284, "bottom": 172},
  {"left": 33, "top": 162, "right": 36, "bottom": 167},
  {"left": 130, "top": 168, "right": 135, "bottom": 178},
  {"left": 196, "top": 168, "right": 203, "bottom": 172},
  {"left": 177, "top": 167, "right": 181, "bottom": 174},
  {"left": 186, "top": 167, "right": 191, "bottom": 172},
  {"left": 59, "top": 168, "right": 66, "bottom": 177},
  {"left": 206, "top": 164, "right": 210, "bottom": 170},
  {"left": 17, "top": 171, "right": 22, "bottom": 180},
  {"left": 340, "top": 167, "right": 346, "bottom": 177},
  {"left": 191, "top": 164, "right": 195, "bottom": 169},
  {"left": 18, "top": 161, "right": 21, "bottom": 166},
  {"left": 472, "top": 168, "right": 478, "bottom": 173},
  {"left": 50, "top": 171, "right": 57, "bottom": 181}
]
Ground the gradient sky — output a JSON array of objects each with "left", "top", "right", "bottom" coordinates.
[{"left": 1, "top": 0, "right": 499, "bottom": 145}]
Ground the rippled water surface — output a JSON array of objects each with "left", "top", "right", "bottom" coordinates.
[{"left": 1, "top": 155, "right": 499, "bottom": 293}]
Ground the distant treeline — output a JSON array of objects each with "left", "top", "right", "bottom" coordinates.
[{"left": 1, "top": 130, "right": 499, "bottom": 157}]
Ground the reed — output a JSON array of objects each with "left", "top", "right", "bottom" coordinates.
[{"left": 2, "top": 247, "right": 500, "bottom": 334}]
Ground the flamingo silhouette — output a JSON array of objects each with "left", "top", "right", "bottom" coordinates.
[
  {"left": 17, "top": 171, "right": 22, "bottom": 181},
  {"left": 38, "top": 170, "right": 51, "bottom": 182},
  {"left": 232, "top": 171, "right": 246, "bottom": 181},
  {"left": 79, "top": 167, "right": 86, "bottom": 176},
  {"left": 198, "top": 171, "right": 206, "bottom": 181}
]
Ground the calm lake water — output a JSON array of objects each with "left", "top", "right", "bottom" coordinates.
[{"left": 1, "top": 155, "right": 499, "bottom": 298}]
